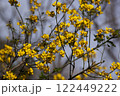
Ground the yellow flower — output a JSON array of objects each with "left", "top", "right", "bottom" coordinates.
[
  {"left": 30, "top": 6, "right": 35, "bottom": 13},
  {"left": 53, "top": 73, "right": 65, "bottom": 80},
  {"left": 46, "top": 10, "right": 55, "bottom": 17},
  {"left": 75, "top": 75, "right": 82, "bottom": 80},
  {"left": 7, "top": 57, "right": 11, "bottom": 63},
  {"left": 21, "top": 30, "right": 25, "bottom": 34},
  {"left": 17, "top": 22, "right": 20, "bottom": 25},
  {"left": 18, "top": 49, "right": 25, "bottom": 56},
  {"left": 17, "top": 2, "right": 21, "bottom": 7},
  {"left": 6, "top": 36, "right": 10, "bottom": 40},
  {"left": 30, "top": 0, "right": 33, "bottom": 4},
  {"left": 8, "top": 0, "right": 18, "bottom": 6},
  {"left": 33, "top": 28, "right": 37, "bottom": 33},
  {"left": 41, "top": 34, "right": 49, "bottom": 40},
  {"left": 27, "top": 68, "right": 34, "bottom": 75},
  {"left": 20, "top": 25, "right": 25, "bottom": 29},
  {"left": 59, "top": 50, "right": 65, "bottom": 57},
  {"left": 26, "top": 63, "right": 28, "bottom": 66},
  {"left": 20, "top": 75, "right": 26, "bottom": 80},
  {"left": 29, "top": 15, "right": 38, "bottom": 22},
  {"left": 3, "top": 71, "right": 17, "bottom": 80},
  {"left": 106, "top": 0, "right": 111, "bottom": 4}
]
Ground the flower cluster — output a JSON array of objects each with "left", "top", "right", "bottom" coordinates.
[
  {"left": 52, "top": 1, "right": 62, "bottom": 14},
  {"left": 80, "top": 30, "right": 87, "bottom": 37},
  {"left": 72, "top": 40, "right": 96, "bottom": 59},
  {"left": 29, "top": 15, "right": 38, "bottom": 22},
  {"left": 55, "top": 22, "right": 70, "bottom": 33},
  {"left": 46, "top": 11, "right": 55, "bottom": 17},
  {"left": 76, "top": 18, "right": 93, "bottom": 29},
  {"left": 53, "top": 73, "right": 65, "bottom": 80},
  {"left": 27, "top": 68, "right": 34, "bottom": 75},
  {"left": 17, "top": 23, "right": 27, "bottom": 34},
  {"left": 110, "top": 62, "right": 120, "bottom": 71},
  {"left": 8, "top": 0, "right": 21, "bottom": 7},
  {"left": 97, "top": 27, "right": 115, "bottom": 35},
  {"left": 80, "top": 3, "right": 94, "bottom": 11},
  {"left": 41, "top": 51, "right": 56, "bottom": 64},
  {"left": 30, "top": 0, "right": 41, "bottom": 14},
  {"left": 79, "top": 0, "right": 110, "bottom": 16},
  {"left": 41, "top": 34, "right": 49, "bottom": 41},
  {"left": 73, "top": 47, "right": 84, "bottom": 58},
  {"left": 94, "top": 27, "right": 115, "bottom": 43},
  {"left": 0, "top": 44, "right": 15, "bottom": 63},
  {"left": 59, "top": 50, "right": 65, "bottom": 57},
  {"left": 18, "top": 43, "right": 39, "bottom": 58},
  {"left": 46, "top": 2, "right": 69, "bottom": 17},
  {"left": 103, "top": 74, "right": 112, "bottom": 80},
  {"left": 115, "top": 71, "right": 120, "bottom": 80},
  {"left": 75, "top": 75, "right": 82, "bottom": 80},
  {"left": 64, "top": 31, "right": 78, "bottom": 45},
  {"left": 87, "top": 48, "right": 96, "bottom": 58},
  {"left": 20, "top": 75, "right": 26, "bottom": 80},
  {"left": 35, "top": 61, "right": 50, "bottom": 73},
  {"left": 3, "top": 71, "right": 17, "bottom": 80}
]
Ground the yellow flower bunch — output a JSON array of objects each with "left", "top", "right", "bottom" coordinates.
[
  {"left": 80, "top": 30, "right": 87, "bottom": 37},
  {"left": 87, "top": 48, "right": 96, "bottom": 58},
  {"left": 79, "top": 0, "right": 104, "bottom": 16},
  {"left": 20, "top": 24, "right": 26, "bottom": 30},
  {"left": 53, "top": 73, "right": 65, "bottom": 80},
  {"left": 46, "top": 42, "right": 57, "bottom": 53},
  {"left": 75, "top": 75, "right": 82, "bottom": 80},
  {"left": 69, "top": 14, "right": 81, "bottom": 25},
  {"left": 35, "top": 61, "right": 44, "bottom": 70},
  {"left": 79, "top": 39, "right": 88, "bottom": 47},
  {"left": 27, "top": 68, "right": 34, "bottom": 75},
  {"left": 35, "top": 61, "right": 50, "bottom": 73},
  {"left": 0, "top": 44, "right": 15, "bottom": 63},
  {"left": 41, "top": 34, "right": 49, "bottom": 41},
  {"left": 103, "top": 74, "right": 112, "bottom": 80},
  {"left": 73, "top": 47, "right": 84, "bottom": 57},
  {"left": 105, "top": 0, "right": 111, "bottom": 4},
  {"left": 56, "top": 35, "right": 65, "bottom": 47},
  {"left": 30, "top": 0, "right": 41, "bottom": 13},
  {"left": 46, "top": 10, "right": 55, "bottom": 17},
  {"left": 110, "top": 62, "right": 120, "bottom": 71},
  {"left": 20, "top": 75, "right": 26, "bottom": 80},
  {"left": 17, "top": 49, "right": 25, "bottom": 57},
  {"left": 43, "top": 66, "right": 50, "bottom": 73},
  {"left": 40, "top": 51, "right": 56, "bottom": 64},
  {"left": 61, "top": 3, "right": 69, "bottom": 13},
  {"left": 75, "top": 18, "right": 93, "bottom": 29},
  {"left": 64, "top": 31, "right": 78, "bottom": 45},
  {"left": 8, "top": 0, "right": 20, "bottom": 7},
  {"left": 29, "top": 15, "right": 38, "bottom": 22},
  {"left": 95, "top": 27, "right": 115, "bottom": 40},
  {"left": 18, "top": 43, "right": 39, "bottom": 58},
  {"left": 59, "top": 50, "right": 65, "bottom": 57},
  {"left": 52, "top": 1, "right": 62, "bottom": 14},
  {"left": 33, "top": 28, "right": 38, "bottom": 33},
  {"left": 80, "top": 4, "right": 94, "bottom": 11},
  {"left": 3, "top": 71, "right": 17, "bottom": 80},
  {"left": 55, "top": 22, "right": 70, "bottom": 32},
  {"left": 115, "top": 71, "right": 120, "bottom": 80}
]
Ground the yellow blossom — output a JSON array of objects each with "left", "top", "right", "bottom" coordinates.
[
  {"left": 3, "top": 71, "right": 17, "bottom": 80},
  {"left": 75, "top": 75, "right": 82, "bottom": 80},
  {"left": 59, "top": 50, "right": 65, "bottom": 57},
  {"left": 53, "top": 73, "right": 65, "bottom": 80}
]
